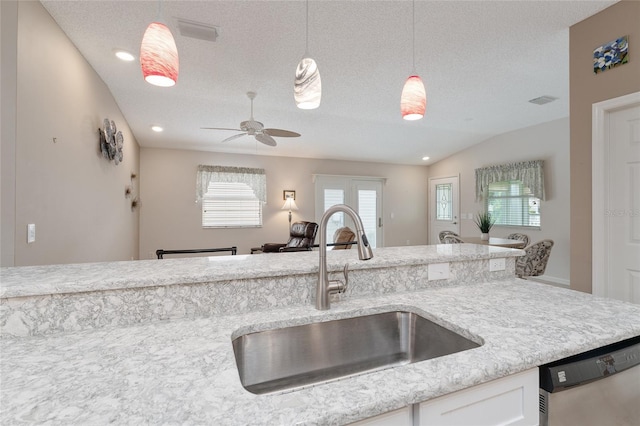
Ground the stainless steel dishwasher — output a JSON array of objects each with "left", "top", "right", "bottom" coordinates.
[{"left": 539, "top": 335, "right": 640, "bottom": 426}]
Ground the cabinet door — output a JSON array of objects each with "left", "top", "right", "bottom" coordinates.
[
  {"left": 417, "top": 368, "right": 539, "bottom": 426},
  {"left": 348, "top": 406, "right": 413, "bottom": 426}
]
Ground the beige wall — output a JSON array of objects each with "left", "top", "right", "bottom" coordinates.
[
  {"left": 1, "top": 1, "right": 18, "bottom": 266},
  {"left": 428, "top": 118, "right": 570, "bottom": 284},
  {"left": 139, "top": 148, "right": 429, "bottom": 258},
  {"left": 569, "top": 0, "right": 640, "bottom": 293},
  {"left": 1, "top": 1, "right": 140, "bottom": 266}
]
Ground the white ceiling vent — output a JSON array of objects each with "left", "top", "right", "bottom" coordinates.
[
  {"left": 176, "top": 18, "right": 219, "bottom": 42},
  {"left": 528, "top": 96, "right": 558, "bottom": 105}
]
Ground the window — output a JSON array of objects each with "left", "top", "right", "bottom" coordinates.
[
  {"left": 196, "top": 165, "right": 266, "bottom": 228},
  {"left": 202, "top": 182, "right": 261, "bottom": 227},
  {"left": 486, "top": 180, "right": 540, "bottom": 228}
]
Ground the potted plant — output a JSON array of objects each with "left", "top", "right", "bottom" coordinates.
[{"left": 474, "top": 212, "right": 495, "bottom": 240}]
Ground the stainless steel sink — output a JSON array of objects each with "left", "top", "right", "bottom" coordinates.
[{"left": 232, "top": 311, "right": 481, "bottom": 394}]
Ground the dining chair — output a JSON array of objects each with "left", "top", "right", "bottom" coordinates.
[
  {"left": 439, "top": 230, "right": 460, "bottom": 243},
  {"left": 515, "top": 239, "right": 554, "bottom": 278},
  {"left": 442, "top": 235, "right": 465, "bottom": 244},
  {"left": 506, "top": 233, "right": 530, "bottom": 248}
]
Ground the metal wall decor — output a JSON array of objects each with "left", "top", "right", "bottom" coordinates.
[{"left": 99, "top": 118, "right": 124, "bottom": 165}]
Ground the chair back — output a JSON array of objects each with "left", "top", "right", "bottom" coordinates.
[
  {"left": 516, "top": 239, "right": 554, "bottom": 278},
  {"left": 332, "top": 227, "right": 356, "bottom": 250},
  {"left": 285, "top": 221, "right": 319, "bottom": 249},
  {"left": 439, "top": 230, "right": 459, "bottom": 243},
  {"left": 506, "top": 233, "right": 530, "bottom": 248},
  {"left": 443, "top": 235, "right": 465, "bottom": 244}
]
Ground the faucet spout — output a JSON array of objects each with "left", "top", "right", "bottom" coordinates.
[{"left": 316, "top": 204, "right": 373, "bottom": 310}]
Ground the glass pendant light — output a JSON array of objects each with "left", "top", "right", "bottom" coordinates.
[
  {"left": 294, "top": 0, "right": 321, "bottom": 109},
  {"left": 140, "top": 2, "right": 179, "bottom": 87},
  {"left": 401, "top": 0, "right": 426, "bottom": 120}
]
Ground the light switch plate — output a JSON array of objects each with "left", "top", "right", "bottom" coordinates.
[
  {"left": 428, "top": 262, "right": 450, "bottom": 281},
  {"left": 489, "top": 258, "right": 506, "bottom": 272},
  {"left": 27, "top": 224, "right": 36, "bottom": 243}
]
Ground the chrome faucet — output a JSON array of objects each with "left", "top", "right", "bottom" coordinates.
[{"left": 316, "top": 204, "right": 374, "bottom": 310}]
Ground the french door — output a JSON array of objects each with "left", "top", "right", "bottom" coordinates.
[{"left": 314, "top": 176, "right": 383, "bottom": 248}]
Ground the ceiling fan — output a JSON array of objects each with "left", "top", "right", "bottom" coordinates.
[{"left": 202, "top": 91, "right": 301, "bottom": 146}]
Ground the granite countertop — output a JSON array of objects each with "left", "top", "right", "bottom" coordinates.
[
  {"left": 0, "top": 245, "right": 522, "bottom": 299},
  {"left": 2, "top": 278, "right": 640, "bottom": 425}
]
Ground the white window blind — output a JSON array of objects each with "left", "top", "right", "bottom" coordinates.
[
  {"left": 323, "top": 189, "right": 344, "bottom": 241},
  {"left": 202, "top": 182, "right": 262, "bottom": 228},
  {"left": 358, "top": 189, "right": 377, "bottom": 247},
  {"left": 486, "top": 180, "right": 541, "bottom": 228}
]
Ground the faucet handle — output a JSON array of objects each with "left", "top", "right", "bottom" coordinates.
[{"left": 342, "top": 263, "right": 349, "bottom": 293}]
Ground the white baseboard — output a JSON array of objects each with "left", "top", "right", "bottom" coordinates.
[{"left": 526, "top": 275, "right": 570, "bottom": 288}]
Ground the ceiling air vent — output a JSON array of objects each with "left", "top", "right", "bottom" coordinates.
[
  {"left": 176, "top": 18, "right": 219, "bottom": 42},
  {"left": 528, "top": 96, "right": 558, "bottom": 105}
]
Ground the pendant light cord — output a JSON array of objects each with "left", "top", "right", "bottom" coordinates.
[
  {"left": 412, "top": 0, "right": 416, "bottom": 73},
  {"left": 305, "top": 0, "right": 310, "bottom": 57}
]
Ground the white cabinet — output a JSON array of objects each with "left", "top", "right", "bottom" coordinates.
[
  {"left": 349, "top": 406, "right": 413, "bottom": 426},
  {"left": 416, "top": 368, "right": 539, "bottom": 426},
  {"left": 348, "top": 368, "right": 539, "bottom": 426}
]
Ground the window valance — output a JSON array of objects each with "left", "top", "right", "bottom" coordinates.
[
  {"left": 196, "top": 165, "right": 267, "bottom": 203},
  {"left": 475, "top": 160, "right": 545, "bottom": 201}
]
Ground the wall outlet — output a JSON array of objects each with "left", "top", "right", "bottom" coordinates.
[
  {"left": 489, "top": 258, "right": 506, "bottom": 272},
  {"left": 27, "top": 224, "right": 36, "bottom": 243},
  {"left": 428, "top": 262, "right": 450, "bottom": 281}
]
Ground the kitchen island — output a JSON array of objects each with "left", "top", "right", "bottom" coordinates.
[{"left": 2, "top": 245, "right": 639, "bottom": 425}]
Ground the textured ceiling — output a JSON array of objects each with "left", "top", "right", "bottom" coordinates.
[{"left": 41, "top": 0, "right": 616, "bottom": 165}]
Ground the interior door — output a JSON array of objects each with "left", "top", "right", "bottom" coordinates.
[
  {"left": 607, "top": 105, "right": 640, "bottom": 304},
  {"left": 429, "top": 176, "right": 460, "bottom": 244}
]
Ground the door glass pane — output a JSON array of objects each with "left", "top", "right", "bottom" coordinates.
[
  {"left": 358, "top": 190, "right": 377, "bottom": 248},
  {"left": 436, "top": 184, "right": 452, "bottom": 221},
  {"left": 324, "top": 189, "right": 344, "bottom": 242}
]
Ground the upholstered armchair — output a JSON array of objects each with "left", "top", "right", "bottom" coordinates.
[
  {"left": 261, "top": 221, "right": 319, "bottom": 253},
  {"left": 331, "top": 227, "right": 356, "bottom": 250},
  {"left": 442, "top": 235, "right": 465, "bottom": 244},
  {"left": 515, "top": 239, "right": 554, "bottom": 278},
  {"left": 506, "top": 233, "right": 530, "bottom": 248},
  {"left": 439, "top": 230, "right": 459, "bottom": 243}
]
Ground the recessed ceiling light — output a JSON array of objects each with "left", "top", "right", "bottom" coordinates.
[
  {"left": 151, "top": 125, "right": 164, "bottom": 132},
  {"left": 422, "top": 156, "right": 430, "bottom": 161},
  {"left": 114, "top": 49, "right": 135, "bottom": 62}
]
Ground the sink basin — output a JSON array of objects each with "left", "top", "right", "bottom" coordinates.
[{"left": 232, "top": 310, "right": 480, "bottom": 394}]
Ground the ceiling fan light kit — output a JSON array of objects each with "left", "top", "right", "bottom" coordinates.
[
  {"left": 140, "top": 21, "right": 179, "bottom": 87},
  {"left": 401, "top": 0, "right": 426, "bottom": 121}
]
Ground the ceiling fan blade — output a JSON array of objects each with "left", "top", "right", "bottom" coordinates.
[
  {"left": 201, "top": 127, "right": 243, "bottom": 131},
  {"left": 221, "top": 133, "right": 247, "bottom": 143},
  {"left": 255, "top": 133, "right": 277, "bottom": 147},
  {"left": 264, "top": 128, "right": 301, "bottom": 138}
]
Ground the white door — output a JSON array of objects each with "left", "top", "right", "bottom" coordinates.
[
  {"left": 607, "top": 105, "right": 640, "bottom": 304},
  {"left": 429, "top": 176, "right": 460, "bottom": 245}
]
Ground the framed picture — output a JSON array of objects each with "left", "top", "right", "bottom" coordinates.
[
  {"left": 283, "top": 190, "right": 295, "bottom": 200},
  {"left": 593, "top": 36, "right": 628, "bottom": 74}
]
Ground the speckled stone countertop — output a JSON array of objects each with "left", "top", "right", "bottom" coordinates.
[
  {"left": 0, "top": 245, "right": 521, "bottom": 298},
  {"left": 2, "top": 278, "right": 640, "bottom": 425}
]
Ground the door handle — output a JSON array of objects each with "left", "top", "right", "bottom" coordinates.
[
  {"left": 378, "top": 217, "right": 382, "bottom": 227},
  {"left": 452, "top": 222, "right": 457, "bottom": 225}
]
